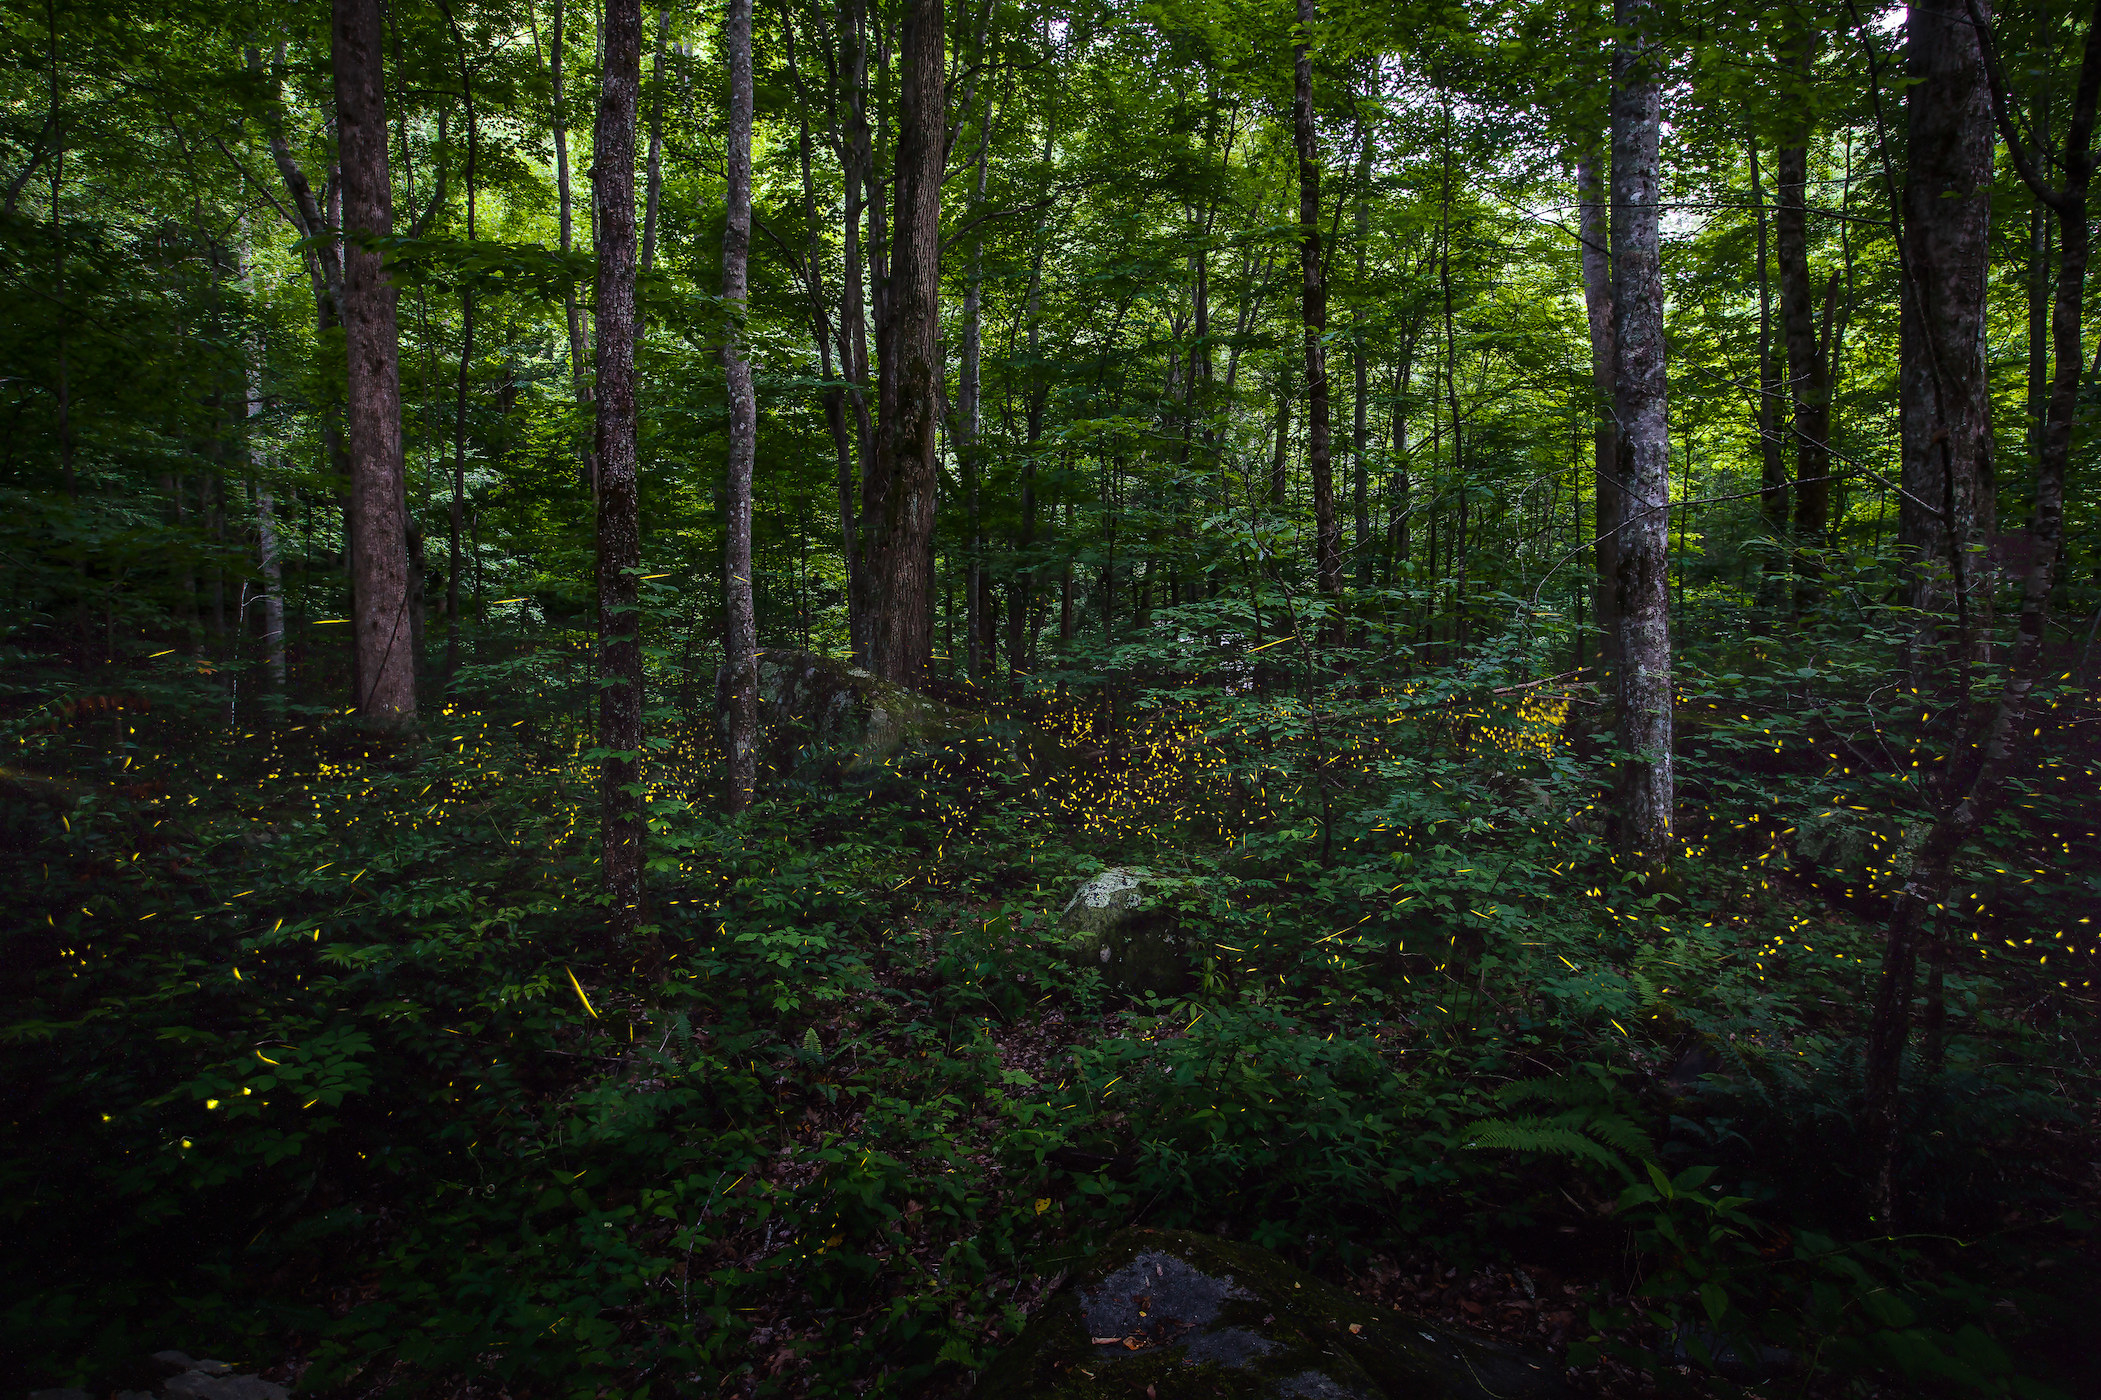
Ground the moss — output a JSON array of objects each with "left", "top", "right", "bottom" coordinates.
[
  {"left": 725, "top": 650, "right": 970, "bottom": 778},
  {"left": 1054, "top": 869, "right": 1194, "bottom": 997},
  {"left": 974, "top": 1230, "right": 1569, "bottom": 1400}
]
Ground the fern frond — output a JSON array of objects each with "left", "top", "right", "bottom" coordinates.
[{"left": 1464, "top": 1117, "right": 1625, "bottom": 1172}]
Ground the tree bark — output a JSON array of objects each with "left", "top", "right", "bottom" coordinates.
[
  {"left": 640, "top": 7, "right": 671, "bottom": 280},
  {"left": 1778, "top": 137, "right": 1833, "bottom": 597},
  {"left": 332, "top": 0, "right": 415, "bottom": 728},
  {"left": 1899, "top": 0, "right": 1996, "bottom": 674},
  {"left": 1352, "top": 125, "right": 1372, "bottom": 587},
  {"left": 1610, "top": 0, "right": 1673, "bottom": 865},
  {"left": 853, "top": 0, "right": 943, "bottom": 685},
  {"left": 1295, "top": 0, "right": 1341, "bottom": 615},
  {"left": 1576, "top": 149, "right": 1619, "bottom": 686},
  {"left": 723, "top": 0, "right": 759, "bottom": 810},
  {"left": 960, "top": 122, "right": 992, "bottom": 682},
  {"left": 542, "top": 0, "right": 595, "bottom": 495},
  {"left": 1747, "top": 134, "right": 1789, "bottom": 538},
  {"left": 593, "top": 0, "right": 645, "bottom": 937},
  {"left": 441, "top": 1, "right": 478, "bottom": 686}
]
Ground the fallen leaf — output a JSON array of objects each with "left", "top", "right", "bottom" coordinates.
[{"left": 1348, "top": 1323, "right": 1362, "bottom": 1334}]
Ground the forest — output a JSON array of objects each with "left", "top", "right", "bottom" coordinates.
[{"left": 3, "top": 0, "right": 2099, "bottom": 1394}]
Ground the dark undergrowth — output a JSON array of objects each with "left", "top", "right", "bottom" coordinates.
[{"left": 4, "top": 608, "right": 2098, "bottom": 1400}]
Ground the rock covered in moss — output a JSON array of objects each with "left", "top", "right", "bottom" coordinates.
[
  {"left": 974, "top": 1229, "right": 1569, "bottom": 1400},
  {"left": 716, "top": 650, "right": 966, "bottom": 777},
  {"left": 1057, "top": 868, "right": 1192, "bottom": 996}
]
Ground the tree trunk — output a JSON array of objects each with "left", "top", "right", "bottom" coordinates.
[
  {"left": 838, "top": 0, "right": 875, "bottom": 638},
  {"left": 1899, "top": 0, "right": 1996, "bottom": 675},
  {"left": 1778, "top": 138, "right": 1833, "bottom": 600},
  {"left": 241, "top": 233, "right": 288, "bottom": 690},
  {"left": 2026, "top": 196, "right": 2049, "bottom": 463},
  {"left": 593, "top": 0, "right": 645, "bottom": 936},
  {"left": 333, "top": 0, "right": 415, "bottom": 728},
  {"left": 1352, "top": 130, "right": 1372, "bottom": 586},
  {"left": 545, "top": 0, "right": 595, "bottom": 495},
  {"left": 960, "top": 130, "right": 991, "bottom": 682},
  {"left": 443, "top": 20, "right": 478, "bottom": 687},
  {"left": 640, "top": 7, "right": 671, "bottom": 281},
  {"left": 1577, "top": 149, "right": 1619, "bottom": 687},
  {"left": 1747, "top": 134, "right": 1789, "bottom": 538},
  {"left": 1610, "top": 0, "right": 1673, "bottom": 865},
  {"left": 778, "top": 4, "right": 856, "bottom": 631},
  {"left": 1295, "top": 0, "right": 1341, "bottom": 615},
  {"left": 722, "top": 0, "right": 759, "bottom": 810},
  {"left": 853, "top": 0, "right": 942, "bottom": 685}
]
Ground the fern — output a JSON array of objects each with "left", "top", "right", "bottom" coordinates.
[
  {"left": 1464, "top": 1065, "right": 1659, "bottom": 1178},
  {"left": 1464, "top": 1118, "right": 1627, "bottom": 1172}
]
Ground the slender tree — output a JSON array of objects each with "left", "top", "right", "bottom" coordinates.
[
  {"left": 332, "top": 0, "right": 415, "bottom": 728},
  {"left": 722, "top": 0, "right": 759, "bottom": 810},
  {"left": 1775, "top": 28, "right": 1831, "bottom": 602},
  {"left": 1610, "top": 0, "right": 1673, "bottom": 864},
  {"left": 593, "top": 0, "right": 645, "bottom": 938},
  {"left": 1576, "top": 147, "right": 1619, "bottom": 683},
  {"left": 1295, "top": 0, "right": 1341, "bottom": 618}
]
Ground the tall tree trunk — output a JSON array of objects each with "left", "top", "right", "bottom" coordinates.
[
  {"left": 838, "top": 0, "right": 875, "bottom": 643},
  {"left": 333, "top": 0, "right": 415, "bottom": 728},
  {"left": 854, "top": 0, "right": 942, "bottom": 684},
  {"left": 1778, "top": 135, "right": 1833, "bottom": 606},
  {"left": 593, "top": 0, "right": 644, "bottom": 937},
  {"left": 640, "top": 7, "right": 670, "bottom": 281},
  {"left": 1578, "top": 148, "right": 1619, "bottom": 686},
  {"left": 1295, "top": 0, "right": 1341, "bottom": 617},
  {"left": 1899, "top": 0, "right": 1996, "bottom": 677},
  {"left": 241, "top": 231, "right": 288, "bottom": 690},
  {"left": 1747, "top": 134, "right": 1789, "bottom": 538},
  {"left": 1439, "top": 107, "right": 1465, "bottom": 656},
  {"left": 1009, "top": 120, "right": 1055, "bottom": 681},
  {"left": 1352, "top": 127, "right": 1372, "bottom": 587},
  {"left": 1863, "top": 0, "right": 2100, "bottom": 1223},
  {"left": 543, "top": 0, "right": 595, "bottom": 495},
  {"left": 1390, "top": 342, "right": 1412, "bottom": 583},
  {"left": 723, "top": 0, "right": 759, "bottom": 810},
  {"left": 2026, "top": 193, "right": 2049, "bottom": 463},
  {"left": 441, "top": 2, "right": 478, "bottom": 686},
  {"left": 960, "top": 126, "right": 992, "bottom": 682},
  {"left": 1610, "top": 0, "right": 1673, "bottom": 865},
  {"left": 778, "top": 0, "right": 856, "bottom": 630}
]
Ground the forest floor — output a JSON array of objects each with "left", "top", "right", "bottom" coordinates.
[{"left": 4, "top": 658, "right": 2099, "bottom": 1400}]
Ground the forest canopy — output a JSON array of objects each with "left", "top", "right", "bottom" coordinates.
[{"left": 3, "top": 0, "right": 2099, "bottom": 1396}]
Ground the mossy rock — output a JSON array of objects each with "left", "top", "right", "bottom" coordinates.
[
  {"left": 975, "top": 1229, "right": 1569, "bottom": 1400},
  {"left": 717, "top": 650, "right": 968, "bottom": 778},
  {"left": 1058, "top": 868, "right": 1192, "bottom": 997}
]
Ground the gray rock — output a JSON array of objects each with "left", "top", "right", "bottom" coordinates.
[
  {"left": 149, "top": 1353, "right": 197, "bottom": 1376},
  {"left": 28, "top": 1389, "right": 94, "bottom": 1400},
  {"left": 718, "top": 650, "right": 968, "bottom": 778},
  {"left": 973, "top": 1228, "right": 1569, "bottom": 1400},
  {"left": 1057, "top": 868, "right": 1191, "bottom": 996},
  {"left": 164, "top": 1375, "right": 286, "bottom": 1400}
]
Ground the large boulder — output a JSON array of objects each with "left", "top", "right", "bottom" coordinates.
[
  {"left": 975, "top": 1229, "right": 1569, "bottom": 1400},
  {"left": 717, "top": 650, "right": 965, "bottom": 777},
  {"left": 1059, "top": 868, "right": 1192, "bottom": 996}
]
